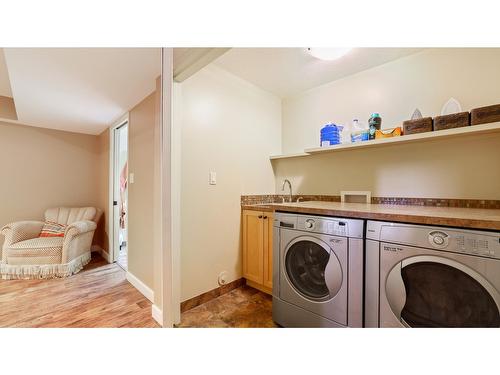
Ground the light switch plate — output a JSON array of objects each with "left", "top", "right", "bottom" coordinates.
[
  {"left": 209, "top": 171, "right": 216, "bottom": 185},
  {"left": 129, "top": 173, "right": 135, "bottom": 184}
]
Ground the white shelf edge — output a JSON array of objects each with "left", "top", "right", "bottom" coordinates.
[{"left": 270, "top": 152, "right": 311, "bottom": 160}]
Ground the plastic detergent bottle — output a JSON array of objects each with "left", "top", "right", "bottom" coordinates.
[
  {"left": 368, "top": 113, "right": 382, "bottom": 140},
  {"left": 341, "top": 122, "right": 351, "bottom": 144},
  {"left": 320, "top": 123, "right": 341, "bottom": 146},
  {"left": 350, "top": 119, "right": 369, "bottom": 143}
]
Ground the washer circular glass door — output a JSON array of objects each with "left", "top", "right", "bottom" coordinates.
[
  {"left": 386, "top": 256, "right": 500, "bottom": 327},
  {"left": 284, "top": 237, "right": 341, "bottom": 302}
]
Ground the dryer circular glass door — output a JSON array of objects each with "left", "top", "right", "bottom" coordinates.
[
  {"left": 386, "top": 255, "right": 500, "bottom": 327},
  {"left": 284, "top": 237, "right": 342, "bottom": 302}
]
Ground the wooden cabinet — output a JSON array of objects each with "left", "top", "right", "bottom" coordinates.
[
  {"left": 263, "top": 213, "right": 273, "bottom": 289},
  {"left": 242, "top": 209, "right": 273, "bottom": 294}
]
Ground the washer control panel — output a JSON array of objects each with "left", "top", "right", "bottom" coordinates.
[
  {"left": 297, "top": 216, "right": 355, "bottom": 237},
  {"left": 274, "top": 213, "right": 363, "bottom": 239}
]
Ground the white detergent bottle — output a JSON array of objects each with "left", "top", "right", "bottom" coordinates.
[
  {"left": 351, "top": 118, "right": 369, "bottom": 142},
  {"left": 341, "top": 122, "right": 351, "bottom": 144}
]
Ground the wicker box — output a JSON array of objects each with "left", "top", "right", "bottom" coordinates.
[
  {"left": 471, "top": 104, "right": 500, "bottom": 125},
  {"left": 403, "top": 117, "right": 433, "bottom": 135},
  {"left": 433, "top": 112, "right": 470, "bottom": 131}
]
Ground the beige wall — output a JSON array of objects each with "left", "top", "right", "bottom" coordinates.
[
  {"left": 275, "top": 48, "right": 500, "bottom": 199},
  {"left": 179, "top": 65, "right": 281, "bottom": 301},
  {"left": 0, "top": 121, "right": 102, "bottom": 250},
  {"left": 273, "top": 132, "right": 500, "bottom": 199},
  {"left": 127, "top": 92, "right": 157, "bottom": 289},
  {"left": 95, "top": 86, "right": 159, "bottom": 293}
]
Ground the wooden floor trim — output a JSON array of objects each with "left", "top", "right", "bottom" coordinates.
[{"left": 180, "top": 278, "right": 245, "bottom": 313}]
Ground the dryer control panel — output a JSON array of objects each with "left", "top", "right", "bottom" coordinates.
[
  {"left": 449, "top": 232, "right": 499, "bottom": 258},
  {"left": 367, "top": 220, "right": 500, "bottom": 259},
  {"left": 427, "top": 229, "right": 499, "bottom": 258}
]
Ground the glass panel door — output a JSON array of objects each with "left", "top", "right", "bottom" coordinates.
[
  {"left": 400, "top": 261, "right": 500, "bottom": 327},
  {"left": 285, "top": 240, "right": 330, "bottom": 300}
]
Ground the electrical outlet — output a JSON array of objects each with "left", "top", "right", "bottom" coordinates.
[{"left": 218, "top": 271, "right": 228, "bottom": 286}]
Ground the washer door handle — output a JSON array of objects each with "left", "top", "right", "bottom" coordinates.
[{"left": 324, "top": 251, "right": 343, "bottom": 299}]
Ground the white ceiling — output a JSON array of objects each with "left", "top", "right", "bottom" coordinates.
[
  {"left": 0, "top": 49, "right": 12, "bottom": 97},
  {"left": 214, "top": 48, "right": 424, "bottom": 98},
  {"left": 2, "top": 48, "right": 160, "bottom": 135}
]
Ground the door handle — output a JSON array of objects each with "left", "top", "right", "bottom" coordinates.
[{"left": 113, "top": 201, "right": 118, "bottom": 206}]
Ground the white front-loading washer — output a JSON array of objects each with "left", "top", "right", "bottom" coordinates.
[
  {"left": 272, "top": 212, "right": 364, "bottom": 327},
  {"left": 365, "top": 220, "right": 500, "bottom": 327}
]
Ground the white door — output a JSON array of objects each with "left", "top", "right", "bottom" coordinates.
[{"left": 113, "top": 122, "right": 129, "bottom": 269}]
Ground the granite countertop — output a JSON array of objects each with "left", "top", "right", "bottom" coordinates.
[{"left": 242, "top": 201, "right": 500, "bottom": 231}]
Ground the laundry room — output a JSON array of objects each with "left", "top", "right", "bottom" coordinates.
[
  {"left": 173, "top": 48, "right": 500, "bottom": 328},
  {"left": 4, "top": 4, "right": 500, "bottom": 375}
]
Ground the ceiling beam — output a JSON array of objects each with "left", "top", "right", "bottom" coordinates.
[{"left": 173, "top": 48, "right": 230, "bottom": 82}]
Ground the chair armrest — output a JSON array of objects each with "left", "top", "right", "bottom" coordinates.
[
  {"left": 64, "top": 220, "right": 97, "bottom": 238},
  {"left": 62, "top": 220, "right": 97, "bottom": 263},
  {"left": 1, "top": 221, "right": 45, "bottom": 245}
]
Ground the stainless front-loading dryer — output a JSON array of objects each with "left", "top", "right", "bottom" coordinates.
[
  {"left": 272, "top": 212, "right": 364, "bottom": 327},
  {"left": 365, "top": 220, "right": 500, "bottom": 327}
]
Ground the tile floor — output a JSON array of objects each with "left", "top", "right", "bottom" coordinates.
[{"left": 178, "top": 285, "right": 277, "bottom": 328}]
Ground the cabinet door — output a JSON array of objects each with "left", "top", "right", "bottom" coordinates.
[
  {"left": 263, "top": 213, "right": 273, "bottom": 289},
  {"left": 242, "top": 210, "right": 264, "bottom": 284}
]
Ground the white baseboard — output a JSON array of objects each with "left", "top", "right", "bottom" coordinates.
[
  {"left": 90, "top": 245, "right": 102, "bottom": 253},
  {"left": 152, "top": 304, "right": 163, "bottom": 326},
  {"left": 100, "top": 250, "right": 111, "bottom": 263},
  {"left": 91, "top": 245, "right": 111, "bottom": 263},
  {"left": 126, "top": 271, "right": 154, "bottom": 302}
]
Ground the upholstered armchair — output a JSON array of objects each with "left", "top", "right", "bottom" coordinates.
[{"left": 1, "top": 207, "right": 102, "bottom": 279}]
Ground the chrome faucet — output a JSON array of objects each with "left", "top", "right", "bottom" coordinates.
[{"left": 282, "top": 179, "right": 292, "bottom": 203}]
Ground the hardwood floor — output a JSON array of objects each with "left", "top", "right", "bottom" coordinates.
[{"left": 0, "top": 254, "right": 159, "bottom": 328}]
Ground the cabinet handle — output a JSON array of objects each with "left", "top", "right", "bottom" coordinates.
[
  {"left": 258, "top": 215, "right": 263, "bottom": 219},
  {"left": 263, "top": 216, "right": 268, "bottom": 219}
]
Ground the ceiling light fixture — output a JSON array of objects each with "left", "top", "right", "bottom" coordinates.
[{"left": 307, "top": 48, "right": 352, "bottom": 61}]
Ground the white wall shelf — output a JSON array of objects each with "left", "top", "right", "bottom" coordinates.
[
  {"left": 269, "top": 152, "right": 310, "bottom": 160},
  {"left": 269, "top": 122, "right": 500, "bottom": 160}
]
